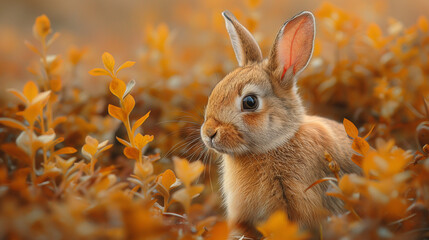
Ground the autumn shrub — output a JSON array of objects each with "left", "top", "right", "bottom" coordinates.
[{"left": 0, "top": 1, "right": 428, "bottom": 240}]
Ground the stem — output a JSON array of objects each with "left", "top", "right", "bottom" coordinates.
[
  {"left": 28, "top": 123, "right": 36, "bottom": 184},
  {"left": 41, "top": 37, "right": 50, "bottom": 90}
]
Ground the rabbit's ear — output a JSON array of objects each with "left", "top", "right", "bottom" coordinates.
[
  {"left": 267, "top": 11, "right": 315, "bottom": 89},
  {"left": 222, "top": 10, "right": 263, "bottom": 66}
]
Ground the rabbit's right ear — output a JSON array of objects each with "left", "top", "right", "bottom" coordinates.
[{"left": 222, "top": 10, "right": 263, "bottom": 66}]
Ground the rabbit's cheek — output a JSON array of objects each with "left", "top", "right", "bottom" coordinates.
[
  {"left": 217, "top": 125, "right": 244, "bottom": 148},
  {"left": 242, "top": 112, "right": 265, "bottom": 129}
]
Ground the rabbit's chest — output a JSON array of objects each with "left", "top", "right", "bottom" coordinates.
[{"left": 221, "top": 155, "right": 286, "bottom": 224}]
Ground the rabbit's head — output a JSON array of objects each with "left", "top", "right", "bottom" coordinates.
[{"left": 201, "top": 11, "right": 315, "bottom": 156}]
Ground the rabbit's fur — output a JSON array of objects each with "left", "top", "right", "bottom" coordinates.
[{"left": 200, "top": 10, "right": 361, "bottom": 238}]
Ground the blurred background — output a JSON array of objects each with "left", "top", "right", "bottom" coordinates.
[{"left": 1, "top": 1, "right": 429, "bottom": 238}]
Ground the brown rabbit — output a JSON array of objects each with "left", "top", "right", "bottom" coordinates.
[{"left": 200, "top": 10, "right": 361, "bottom": 239}]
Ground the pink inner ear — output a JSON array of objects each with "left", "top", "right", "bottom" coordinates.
[{"left": 278, "top": 14, "right": 314, "bottom": 79}]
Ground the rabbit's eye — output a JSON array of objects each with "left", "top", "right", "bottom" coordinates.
[{"left": 242, "top": 95, "right": 258, "bottom": 111}]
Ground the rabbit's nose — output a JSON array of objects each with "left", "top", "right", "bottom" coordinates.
[
  {"left": 205, "top": 127, "right": 217, "bottom": 140},
  {"left": 209, "top": 130, "right": 218, "bottom": 140}
]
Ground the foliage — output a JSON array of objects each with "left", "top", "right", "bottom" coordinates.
[{"left": 0, "top": 1, "right": 428, "bottom": 240}]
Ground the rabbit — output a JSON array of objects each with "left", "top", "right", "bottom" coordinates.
[{"left": 200, "top": 10, "right": 361, "bottom": 239}]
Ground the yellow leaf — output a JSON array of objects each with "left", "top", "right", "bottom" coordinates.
[
  {"left": 352, "top": 137, "right": 370, "bottom": 156},
  {"left": 89, "top": 68, "right": 111, "bottom": 76},
  {"left": 134, "top": 133, "right": 154, "bottom": 150},
  {"left": 85, "top": 135, "right": 99, "bottom": 147},
  {"left": 0, "top": 118, "right": 26, "bottom": 131},
  {"left": 47, "top": 32, "right": 60, "bottom": 47},
  {"left": 124, "top": 146, "right": 139, "bottom": 160},
  {"left": 188, "top": 184, "right": 204, "bottom": 198},
  {"left": 338, "top": 174, "right": 358, "bottom": 197},
  {"left": 418, "top": 16, "right": 429, "bottom": 33},
  {"left": 50, "top": 78, "right": 62, "bottom": 92},
  {"left": 108, "top": 104, "right": 125, "bottom": 122},
  {"left": 23, "top": 81, "right": 39, "bottom": 102},
  {"left": 82, "top": 144, "right": 97, "bottom": 158},
  {"left": 32, "top": 91, "right": 51, "bottom": 105},
  {"left": 102, "top": 52, "right": 115, "bottom": 73},
  {"left": 123, "top": 95, "right": 135, "bottom": 115},
  {"left": 172, "top": 188, "right": 190, "bottom": 213},
  {"left": 8, "top": 89, "right": 28, "bottom": 104},
  {"left": 109, "top": 78, "right": 126, "bottom": 99},
  {"left": 134, "top": 160, "right": 153, "bottom": 179},
  {"left": 132, "top": 111, "right": 150, "bottom": 136},
  {"left": 116, "top": 61, "right": 135, "bottom": 74},
  {"left": 116, "top": 136, "right": 131, "bottom": 147},
  {"left": 256, "top": 211, "right": 308, "bottom": 240},
  {"left": 51, "top": 116, "right": 67, "bottom": 129},
  {"left": 24, "top": 41, "right": 41, "bottom": 56},
  {"left": 68, "top": 46, "right": 87, "bottom": 65},
  {"left": 54, "top": 147, "right": 77, "bottom": 155},
  {"left": 17, "top": 102, "right": 44, "bottom": 125},
  {"left": 173, "top": 157, "right": 204, "bottom": 187},
  {"left": 343, "top": 118, "right": 358, "bottom": 139},
  {"left": 33, "top": 14, "right": 51, "bottom": 39}
]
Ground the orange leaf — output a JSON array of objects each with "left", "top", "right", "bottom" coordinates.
[
  {"left": 8, "top": 89, "right": 28, "bottom": 104},
  {"left": 54, "top": 147, "right": 77, "bottom": 155},
  {"left": 89, "top": 68, "right": 111, "bottom": 76},
  {"left": 47, "top": 32, "right": 60, "bottom": 47},
  {"left": 33, "top": 14, "right": 51, "bottom": 39},
  {"left": 116, "top": 137, "right": 131, "bottom": 147},
  {"left": 134, "top": 133, "right": 154, "bottom": 150},
  {"left": 23, "top": 81, "right": 39, "bottom": 102},
  {"left": 51, "top": 116, "right": 67, "bottom": 129},
  {"left": 256, "top": 210, "right": 308, "bottom": 240},
  {"left": 173, "top": 157, "right": 204, "bottom": 187},
  {"left": 418, "top": 16, "right": 429, "bottom": 33},
  {"left": 351, "top": 154, "right": 363, "bottom": 167},
  {"left": 24, "top": 41, "right": 41, "bottom": 56},
  {"left": 32, "top": 90, "right": 51, "bottom": 105},
  {"left": 132, "top": 111, "right": 150, "bottom": 136},
  {"left": 352, "top": 137, "right": 370, "bottom": 155},
  {"left": 68, "top": 46, "right": 87, "bottom": 65},
  {"left": 134, "top": 160, "right": 153, "bottom": 179},
  {"left": 367, "top": 23, "right": 382, "bottom": 41},
  {"left": 17, "top": 102, "right": 43, "bottom": 125},
  {"left": 116, "top": 61, "right": 135, "bottom": 74},
  {"left": 343, "top": 118, "right": 358, "bottom": 138},
  {"left": 304, "top": 177, "right": 337, "bottom": 192},
  {"left": 123, "top": 95, "right": 135, "bottom": 115},
  {"left": 0, "top": 118, "right": 26, "bottom": 131},
  {"left": 109, "top": 78, "right": 126, "bottom": 99},
  {"left": 102, "top": 52, "right": 115, "bottom": 73},
  {"left": 108, "top": 104, "right": 125, "bottom": 122},
  {"left": 0, "top": 143, "right": 32, "bottom": 165},
  {"left": 159, "top": 169, "right": 177, "bottom": 192},
  {"left": 50, "top": 78, "right": 62, "bottom": 92},
  {"left": 206, "top": 221, "right": 229, "bottom": 240},
  {"left": 124, "top": 147, "right": 139, "bottom": 160}
]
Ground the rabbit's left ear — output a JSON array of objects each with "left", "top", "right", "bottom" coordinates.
[
  {"left": 267, "top": 11, "right": 315, "bottom": 89},
  {"left": 222, "top": 10, "right": 263, "bottom": 66}
]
